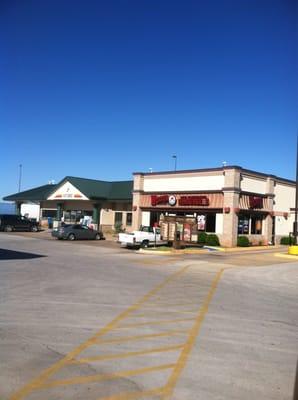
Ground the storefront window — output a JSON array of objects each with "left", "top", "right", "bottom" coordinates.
[
  {"left": 251, "top": 216, "right": 262, "bottom": 234},
  {"left": 206, "top": 214, "right": 216, "bottom": 233},
  {"left": 64, "top": 210, "right": 92, "bottom": 223},
  {"left": 115, "top": 212, "right": 123, "bottom": 225},
  {"left": 126, "top": 212, "right": 132, "bottom": 226},
  {"left": 238, "top": 214, "right": 263, "bottom": 235},
  {"left": 41, "top": 209, "right": 56, "bottom": 218}
]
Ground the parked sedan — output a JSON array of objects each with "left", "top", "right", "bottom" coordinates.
[{"left": 52, "top": 224, "right": 104, "bottom": 241}]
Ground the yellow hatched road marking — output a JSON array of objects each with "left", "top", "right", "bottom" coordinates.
[
  {"left": 9, "top": 264, "right": 192, "bottom": 400},
  {"left": 95, "top": 330, "right": 188, "bottom": 345},
  {"left": 70, "top": 344, "right": 184, "bottom": 364},
  {"left": 134, "top": 309, "right": 198, "bottom": 317},
  {"left": 142, "top": 302, "right": 198, "bottom": 308},
  {"left": 161, "top": 268, "right": 225, "bottom": 399},
  {"left": 41, "top": 364, "right": 176, "bottom": 389},
  {"left": 116, "top": 317, "right": 195, "bottom": 329},
  {"left": 97, "top": 386, "right": 165, "bottom": 400}
]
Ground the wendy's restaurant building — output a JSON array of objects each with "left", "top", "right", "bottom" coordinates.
[
  {"left": 3, "top": 176, "right": 133, "bottom": 233},
  {"left": 131, "top": 166, "right": 295, "bottom": 247}
]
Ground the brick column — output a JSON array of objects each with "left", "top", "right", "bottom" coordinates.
[
  {"left": 222, "top": 168, "right": 241, "bottom": 247},
  {"left": 132, "top": 174, "right": 144, "bottom": 231}
]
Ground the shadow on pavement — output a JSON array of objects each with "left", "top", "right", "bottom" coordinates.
[{"left": 0, "top": 248, "right": 46, "bottom": 260}]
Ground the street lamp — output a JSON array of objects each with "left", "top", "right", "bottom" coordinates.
[
  {"left": 18, "top": 164, "right": 22, "bottom": 192},
  {"left": 172, "top": 155, "right": 177, "bottom": 171}
]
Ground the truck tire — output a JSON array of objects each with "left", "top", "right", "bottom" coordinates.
[{"left": 141, "top": 240, "right": 149, "bottom": 248}]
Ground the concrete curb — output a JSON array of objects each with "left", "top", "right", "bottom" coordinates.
[
  {"left": 274, "top": 253, "right": 298, "bottom": 260},
  {"left": 139, "top": 245, "right": 287, "bottom": 256}
]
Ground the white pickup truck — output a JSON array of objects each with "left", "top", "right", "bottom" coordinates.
[{"left": 118, "top": 226, "right": 164, "bottom": 248}]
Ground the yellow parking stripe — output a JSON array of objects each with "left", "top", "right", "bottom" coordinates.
[
  {"left": 134, "top": 309, "right": 198, "bottom": 317},
  {"left": 97, "top": 386, "right": 165, "bottom": 400},
  {"left": 41, "top": 364, "right": 176, "bottom": 389},
  {"left": 95, "top": 330, "right": 188, "bottom": 345},
  {"left": 71, "top": 344, "right": 184, "bottom": 364},
  {"left": 142, "top": 302, "right": 197, "bottom": 308},
  {"left": 162, "top": 268, "right": 224, "bottom": 399},
  {"left": 9, "top": 265, "right": 192, "bottom": 400},
  {"left": 116, "top": 317, "right": 195, "bottom": 329}
]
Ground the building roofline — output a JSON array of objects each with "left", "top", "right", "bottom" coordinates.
[{"left": 133, "top": 166, "right": 295, "bottom": 185}]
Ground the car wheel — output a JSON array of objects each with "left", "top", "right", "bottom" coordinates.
[
  {"left": 68, "top": 233, "right": 76, "bottom": 241},
  {"left": 4, "top": 225, "right": 13, "bottom": 232},
  {"left": 141, "top": 240, "right": 149, "bottom": 248},
  {"left": 94, "top": 233, "right": 101, "bottom": 240},
  {"left": 31, "top": 226, "right": 38, "bottom": 232}
]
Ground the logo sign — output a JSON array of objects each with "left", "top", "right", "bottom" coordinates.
[
  {"left": 168, "top": 195, "right": 177, "bottom": 206},
  {"left": 178, "top": 196, "right": 209, "bottom": 206},
  {"left": 151, "top": 195, "right": 169, "bottom": 206},
  {"left": 249, "top": 196, "right": 263, "bottom": 209}
]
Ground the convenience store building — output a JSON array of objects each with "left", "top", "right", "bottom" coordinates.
[{"left": 131, "top": 166, "right": 295, "bottom": 247}]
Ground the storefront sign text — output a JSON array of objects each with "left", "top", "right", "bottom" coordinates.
[{"left": 178, "top": 196, "right": 209, "bottom": 206}]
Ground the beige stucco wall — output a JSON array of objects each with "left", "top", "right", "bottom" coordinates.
[
  {"left": 143, "top": 173, "right": 224, "bottom": 192},
  {"left": 275, "top": 214, "right": 294, "bottom": 236},
  {"left": 240, "top": 176, "right": 267, "bottom": 194},
  {"left": 273, "top": 183, "right": 295, "bottom": 212}
]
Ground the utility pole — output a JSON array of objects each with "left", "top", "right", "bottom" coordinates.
[
  {"left": 18, "top": 164, "right": 22, "bottom": 193},
  {"left": 294, "top": 134, "right": 298, "bottom": 244},
  {"left": 172, "top": 155, "right": 177, "bottom": 171}
]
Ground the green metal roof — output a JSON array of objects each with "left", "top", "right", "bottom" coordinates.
[
  {"left": 3, "top": 184, "right": 57, "bottom": 202},
  {"left": 3, "top": 177, "right": 133, "bottom": 202}
]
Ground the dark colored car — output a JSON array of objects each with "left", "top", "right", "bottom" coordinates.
[
  {"left": 52, "top": 224, "right": 104, "bottom": 241},
  {"left": 0, "top": 214, "right": 39, "bottom": 232}
]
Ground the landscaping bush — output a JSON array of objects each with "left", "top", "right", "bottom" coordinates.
[
  {"left": 197, "top": 231, "right": 208, "bottom": 244},
  {"left": 237, "top": 236, "right": 250, "bottom": 247},
  {"left": 280, "top": 236, "right": 295, "bottom": 245},
  {"left": 206, "top": 234, "right": 220, "bottom": 246},
  {"left": 114, "top": 222, "right": 125, "bottom": 233}
]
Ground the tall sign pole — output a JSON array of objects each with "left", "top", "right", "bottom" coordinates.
[{"left": 295, "top": 134, "right": 298, "bottom": 244}]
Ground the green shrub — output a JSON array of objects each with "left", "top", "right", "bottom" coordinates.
[
  {"left": 197, "top": 231, "right": 208, "bottom": 244},
  {"left": 206, "top": 234, "right": 220, "bottom": 246},
  {"left": 280, "top": 236, "right": 295, "bottom": 245},
  {"left": 237, "top": 236, "right": 250, "bottom": 247},
  {"left": 114, "top": 222, "right": 125, "bottom": 233}
]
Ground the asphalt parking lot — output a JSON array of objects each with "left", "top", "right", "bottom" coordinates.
[{"left": 0, "top": 232, "right": 297, "bottom": 400}]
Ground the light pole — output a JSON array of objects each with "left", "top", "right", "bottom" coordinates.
[
  {"left": 294, "top": 134, "right": 298, "bottom": 244},
  {"left": 172, "top": 155, "right": 177, "bottom": 171},
  {"left": 18, "top": 164, "right": 22, "bottom": 192}
]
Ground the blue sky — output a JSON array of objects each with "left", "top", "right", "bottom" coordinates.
[{"left": 1, "top": 0, "right": 297, "bottom": 198}]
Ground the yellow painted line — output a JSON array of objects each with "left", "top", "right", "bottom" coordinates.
[
  {"left": 162, "top": 268, "right": 225, "bottom": 399},
  {"left": 9, "top": 264, "right": 192, "bottom": 400},
  {"left": 71, "top": 344, "right": 184, "bottom": 364},
  {"left": 95, "top": 330, "right": 188, "bottom": 345},
  {"left": 97, "top": 386, "right": 165, "bottom": 400},
  {"left": 134, "top": 309, "right": 198, "bottom": 317},
  {"left": 41, "top": 363, "right": 176, "bottom": 389},
  {"left": 142, "top": 302, "right": 196, "bottom": 308},
  {"left": 274, "top": 253, "right": 298, "bottom": 260},
  {"left": 116, "top": 317, "right": 195, "bottom": 329}
]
